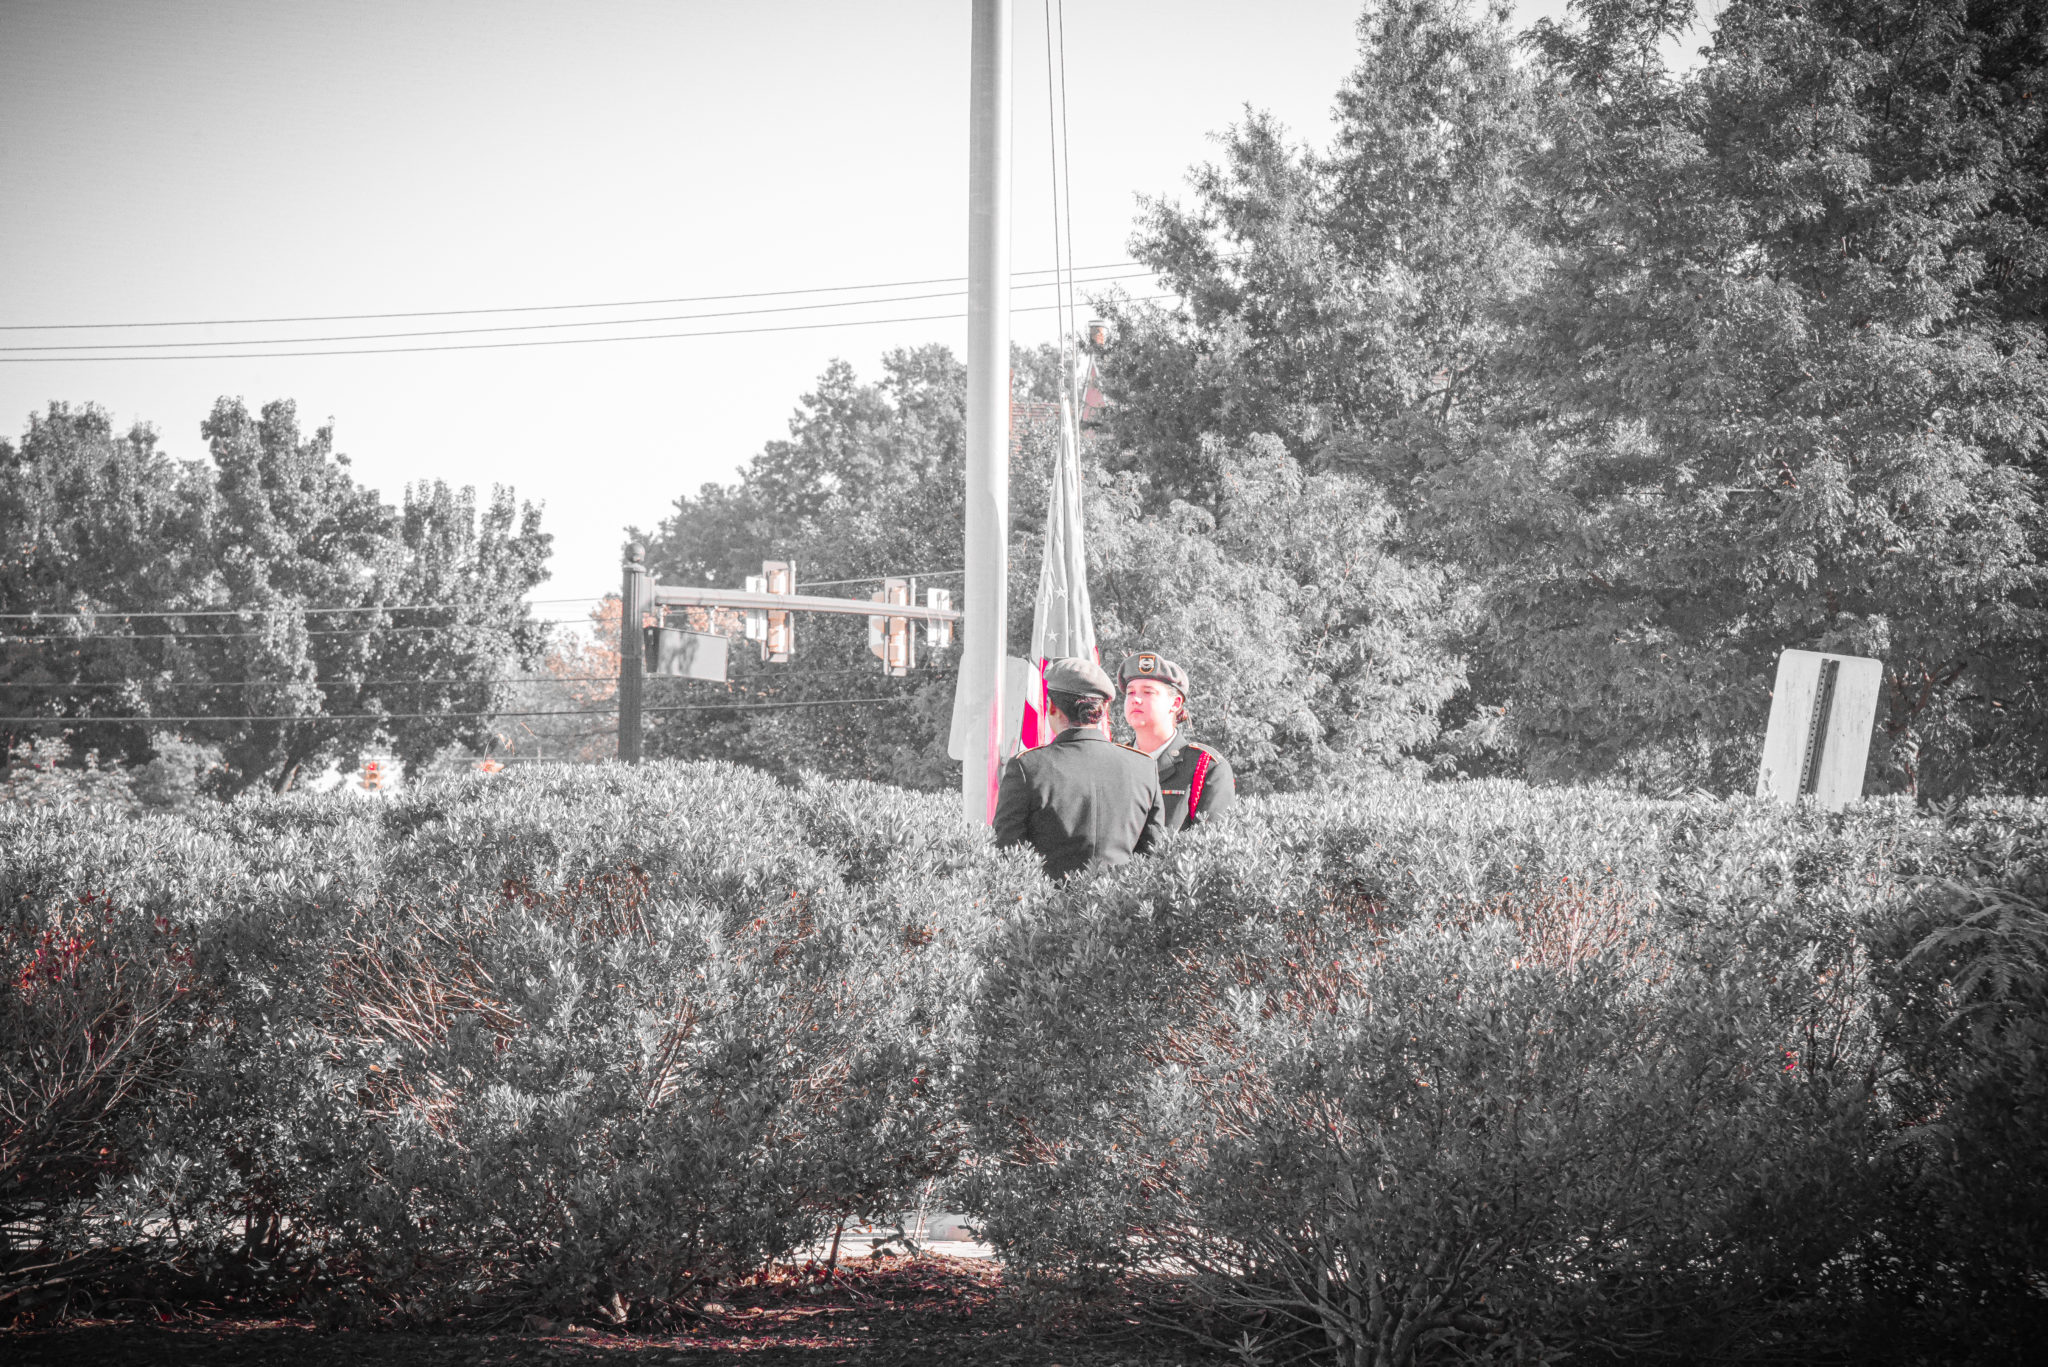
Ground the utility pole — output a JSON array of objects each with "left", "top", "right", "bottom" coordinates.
[
  {"left": 960, "top": 0, "right": 1011, "bottom": 824},
  {"left": 619, "top": 544, "right": 648, "bottom": 763}
]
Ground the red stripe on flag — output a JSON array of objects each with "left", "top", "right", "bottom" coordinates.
[{"left": 984, "top": 701, "right": 1004, "bottom": 824}]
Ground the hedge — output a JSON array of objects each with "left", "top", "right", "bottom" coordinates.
[{"left": 3, "top": 764, "right": 2043, "bottom": 1361}]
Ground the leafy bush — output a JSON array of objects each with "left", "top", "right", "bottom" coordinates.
[
  {"left": 957, "top": 783, "right": 2048, "bottom": 1364},
  {"left": 3, "top": 764, "right": 2042, "bottom": 1358},
  {"left": 1, "top": 763, "right": 1021, "bottom": 1322}
]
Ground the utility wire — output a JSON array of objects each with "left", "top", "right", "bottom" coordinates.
[
  {"left": 0, "top": 270, "right": 1159, "bottom": 355},
  {"left": 0, "top": 696, "right": 925, "bottom": 725},
  {"left": 1, "top": 257, "right": 1167, "bottom": 332},
  {"left": 796, "top": 568, "right": 964, "bottom": 588},
  {"left": 2, "top": 619, "right": 590, "bottom": 642},
  {"left": 0, "top": 663, "right": 944, "bottom": 689},
  {"left": 0, "top": 601, "right": 599, "bottom": 622},
  {"left": 0, "top": 294, "right": 1176, "bottom": 364},
  {"left": 0, "top": 675, "right": 621, "bottom": 690}
]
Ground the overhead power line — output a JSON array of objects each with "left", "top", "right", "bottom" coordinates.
[
  {"left": 0, "top": 663, "right": 939, "bottom": 689},
  {"left": 0, "top": 675, "right": 618, "bottom": 690},
  {"left": 796, "top": 568, "right": 964, "bottom": 588},
  {"left": 0, "top": 696, "right": 918, "bottom": 725},
  {"left": 0, "top": 270, "right": 1158, "bottom": 355},
  {"left": 0, "top": 601, "right": 601, "bottom": 622},
  {"left": 0, "top": 257, "right": 1165, "bottom": 332},
  {"left": 0, "top": 294, "right": 1174, "bottom": 364},
  {"left": 2, "top": 619, "right": 589, "bottom": 642}
]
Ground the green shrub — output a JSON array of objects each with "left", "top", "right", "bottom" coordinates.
[
  {"left": 2, "top": 763, "right": 1023, "bottom": 1322},
  {"left": 3, "top": 764, "right": 2042, "bottom": 1356},
  {"left": 956, "top": 782, "right": 2048, "bottom": 1364}
]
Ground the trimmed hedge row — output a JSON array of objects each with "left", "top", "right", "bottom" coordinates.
[{"left": 3, "top": 764, "right": 2043, "bottom": 1360}]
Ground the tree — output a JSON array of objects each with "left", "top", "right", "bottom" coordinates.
[
  {"left": 1095, "top": 0, "right": 1539, "bottom": 507},
  {"left": 636, "top": 345, "right": 977, "bottom": 789},
  {"left": 1440, "top": 0, "right": 2048, "bottom": 796},
  {"left": 1081, "top": 436, "right": 1469, "bottom": 790},
  {"left": 1092, "top": 0, "right": 2048, "bottom": 797},
  {"left": 635, "top": 346, "right": 1465, "bottom": 792},
  {"left": 2, "top": 405, "right": 220, "bottom": 776},
  {"left": 0, "top": 399, "right": 552, "bottom": 794}
]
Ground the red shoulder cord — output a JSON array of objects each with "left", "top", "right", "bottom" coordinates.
[{"left": 1186, "top": 749, "right": 1212, "bottom": 822}]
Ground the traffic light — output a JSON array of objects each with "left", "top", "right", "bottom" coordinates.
[
  {"left": 761, "top": 560, "right": 795, "bottom": 662},
  {"left": 868, "top": 577, "right": 915, "bottom": 676},
  {"left": 359, "top": 759, "right": 386, "bottom": 791},
  {"left": 925, "top": 587, "right": 953, "bottom": 650}
]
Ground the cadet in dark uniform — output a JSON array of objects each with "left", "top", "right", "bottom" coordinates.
[
  {"left": 1117, "top": 652, "right": 1237, "bottom": 833},
  {"left": 993, "top": 657, "right": 1166, "bottom": 878}
]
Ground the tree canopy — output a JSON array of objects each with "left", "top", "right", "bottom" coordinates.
[
  {"left": 635, "top": 345, "right": 1465, "bottom": 793},
  {"left": 1092, "top": 0, "right": 2047, "bottom": 798},
  {"left": 0, "top": 399, "right": 552, "bottom": 793}
]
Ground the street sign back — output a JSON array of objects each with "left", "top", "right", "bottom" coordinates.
[
  {"left": 645, "top": 626, "right": 730, "bottom": 683},
  {"left": 1755, "top": 649, "right": 1883, "bottom": 810}
]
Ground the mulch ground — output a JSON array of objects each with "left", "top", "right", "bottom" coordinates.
[{"left": 3, "top": 1254, "right": 1235, "bottom": 1367}]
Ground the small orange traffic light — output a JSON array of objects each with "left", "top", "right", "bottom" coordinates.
[{"left": 360, "top": 759, "right": 386, "bottom": 791}]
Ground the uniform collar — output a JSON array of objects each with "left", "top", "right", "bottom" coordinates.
[
  {"left": 1150, "top": 728, "right": 1188, "bottom": 770},
  {"left": 1054, "top": 725, "right": 1112, "bottom": 745}
]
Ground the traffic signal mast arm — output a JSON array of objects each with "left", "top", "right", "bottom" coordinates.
[{"left": 651, "top": 585, "right": 962, "bottom": 624}]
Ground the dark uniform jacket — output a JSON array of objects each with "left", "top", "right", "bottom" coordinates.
[
  {"left": 993, "top": 727, "right": 1166, "bottom": 878},
  {"left": 1150, "top": 728, "right": 1236, "bottom": 833}
]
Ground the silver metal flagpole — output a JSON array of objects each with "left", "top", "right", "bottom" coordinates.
[{"left": 960, "top": 0, "right": 1011, "bottom": 824}]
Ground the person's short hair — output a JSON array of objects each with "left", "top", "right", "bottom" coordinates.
[{"left": 1047, "top": 689, "right": 1109, "bottom": 728}]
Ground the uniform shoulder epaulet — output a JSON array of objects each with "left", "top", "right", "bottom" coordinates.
[
  {"left": 1187, "top": 741, "right": 1221, "bottom": 759},
  {"left": 1114, "top": 741, "right": 1145, "bottom": 754}
]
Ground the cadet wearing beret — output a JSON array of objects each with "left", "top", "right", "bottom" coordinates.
[
  {"left": 1117, "top": 652, "right": 1237, "bottom": 833},
  {"left": 993, "top": 656, "right": 1167, "bottom": 878}
]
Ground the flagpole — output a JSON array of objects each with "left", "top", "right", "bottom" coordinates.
[{"left": 961, "top": 0, "right": 1011, "bottom": 824}]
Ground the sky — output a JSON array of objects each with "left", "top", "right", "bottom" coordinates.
[{"left": 1, "top": 0, "right": 1648, "bottom": 617}]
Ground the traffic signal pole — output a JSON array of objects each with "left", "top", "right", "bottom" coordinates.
[
  {"left": 960, "top": 0, "right": 1011, "bottom": 825},
  {"left": 619, "top": 544, "right": 648, "bottom": 762}
]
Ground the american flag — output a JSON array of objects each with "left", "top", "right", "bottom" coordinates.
[{"left": 1017, "top": 388, "right": 1096, "bottom": 750}]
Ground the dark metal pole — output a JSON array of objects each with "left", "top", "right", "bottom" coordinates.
[{"left": 619, "top": 545, "right": 647, "bottom": 763}]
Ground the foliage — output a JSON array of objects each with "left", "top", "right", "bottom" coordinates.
[
  {"left": 1456, "top": 0, "right": 2048, "bottom": 798},
  {"left": 635, "top": 345, "right": 978, "bottom": 790},
  {"left": 1075, "top": 437, "right": 1468, "bottom": 789},
  {"left": 638, "top": 349, "right": 1466, "bottom": 792},
  {"left": 4, "top": 762, "right": 2044, "bottom": 1355},
  {"left": 484, "top": 596, "right": 626, "bottom": 767},
  {"left": 956, "top": 782, "right": 2048, "bottom": 1364},
  {"left": 0, "top": 400, "right": 552, "bottom": 795},
  {"left": 1093, "top": 0, "right": 2048, "bottom": 798},
  {"left": 0, "top": 764, "right": 1003, "bottom": 1324},
  {"left": 1097, "top": 0, "right": 1538, "bottom": 500}
]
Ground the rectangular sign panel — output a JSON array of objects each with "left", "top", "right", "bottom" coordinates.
[
  {"left": 1755, "top": 649, "right": 1884, "bottom": 810},
  {"left": 644, "top": 626, "right": 730, "bottom": 683}
]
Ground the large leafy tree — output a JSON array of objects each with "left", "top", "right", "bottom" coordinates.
[
  {"left": 1096, "top": 0, "right": 2047, "bottom": 798},
  {"left": 0, "top": 399, "right": 552, "bottom": 793},
  {"left": 1096, "top": 0, "right": 1538, "bottom": 506},
  {"left": 1083, "top": 436, "right": 1468, "bottom": 788},
  {"left": 636, "top": 345, "right": 976, "bottom": 789},
  {"left": 635, "top": 347, "right": 1464, "bottom": 792},
  {"left": 1442, "top": 0, "right": 2048, "bottom": 796}
]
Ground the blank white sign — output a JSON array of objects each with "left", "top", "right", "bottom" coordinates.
[{"left": 1755, "top": 649, "right": 1884, "bottom": 810}]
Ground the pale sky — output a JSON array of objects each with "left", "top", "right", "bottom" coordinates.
[{"left": 2, "top": 1, "right": 1636, "bottom": 615}]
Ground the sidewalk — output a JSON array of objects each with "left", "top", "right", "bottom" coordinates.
[{"left": 797, "top": 1211, "right": 993, "bottom": 1262}]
